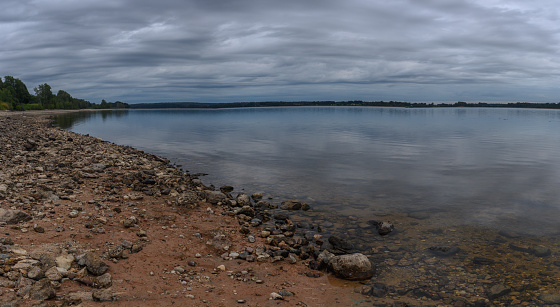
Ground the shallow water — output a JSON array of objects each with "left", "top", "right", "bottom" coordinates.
[{"left": 55, "top": 107, "right": 560, "bottom": 236}]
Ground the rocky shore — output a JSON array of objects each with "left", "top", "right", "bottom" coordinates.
[{"left": 1, "top": 110, "right": 560, "bottom": 306}]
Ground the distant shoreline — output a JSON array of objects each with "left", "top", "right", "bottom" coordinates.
[{"left": 129, "top": 100, "right": 560, "bottom": 110}]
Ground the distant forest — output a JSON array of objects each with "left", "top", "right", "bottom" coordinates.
[
  {"left": 0, "top": 76, "right": 129, "bottom": 111},
  {"left": 131, "top": 100, "right": 560, "bottom": 109}
]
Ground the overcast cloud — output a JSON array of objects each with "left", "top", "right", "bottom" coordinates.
[{"left": 1, "top": 0, "right": 559, "bottom": 103}]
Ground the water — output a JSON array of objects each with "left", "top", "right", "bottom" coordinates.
[{"left": 54, "top": 107, "right": 560, "bottom": 236}]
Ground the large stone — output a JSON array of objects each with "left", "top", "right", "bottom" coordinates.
[
  {"left": 55, "top": 254, "right": 75, "bottom": 270},
  {"left": 44, "top": 266, "right": 62, "bottom": 281},
  {"left": 280, "top": 200, "right": 302, "bottom": 210},
  {"left": 80, "top": 253, "right": 109, "bottom": 276},
  {"left": 0, "top": 208, "right": 31, "bottom": 224},
  {"left": 202, "top": 190, "right": 228, "bottom": 205},
  {"left": 328, "top": 253, "right": 375, "bottom": 280},
  {"left": 539, "top": 293, "right": 560, "bottom": 304},
  {"left": 328, "top": 236, "right": 354, "bottom": 253},
  {"left": 487, "top": 284, "right": 511, "bottom": 299},
  {"left": 236, "top": 193, "right": 252, "bottom": 207},
  {"left": 532, "top": 245, "right": 551, "bottom": 257},
  {"left": 29, "top": 278, "right": 55, "bottom": 301}
]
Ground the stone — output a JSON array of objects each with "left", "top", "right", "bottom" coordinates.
[
  {"left": 539, "top": 293, "right": 560, "bottom": 304},
  {"left": 96, "top": 273, "right": 112, "bottom": 288},
  {"left": 428, "top": 245, "right": 460, "bottom": 257},
  {"left": 92, "top": 289, "right": 114, "bottom": 301},
  {"left": 236, "top": 193, "right": 252, "bottom": 206},
  {"left": 487, "top": 284, "right": 511, "bottom": 299},
  {"left": 123, "top": 216, "right": 138, "bottom": 228},
  {"left": 29, "top": 278, "right": 55, "bottom": 300},
  {"left": 45, "top": 266, "right": 62, "bottom": 281},
  {"left": 328, "top": 235, "right": 354, "bottom": 253},
  {"left": 56, "top": 254, "right": 75, "bottom": 270},
  {"left": 27, "top": 266, "right": 44, "bottom": 280},
  {"left": 274, "top": 212, "right": 289, "bottom": 221},
  {"left": 371, "top": 283, "right": 388, "bottom": 297},
  {"left": 532, "top": 245, "right": 551, "bottom": 257},
  {"left": 203, "top": 190, "right": 228, "bottom": 205},
  {"left": 108, "top": 245, "right": 124, "bottom": 259},
  {"left": 0, "top": 208, "right": 31, "bottom": 224},
  {"left": 328, "top": 253, "right": 375, "bottom": 280},
  {"left": 237, "top": 206, "right": 255, "bottom": 217},
  {"left": 81, "top": 253, "right": 109, "bottom": 276},
  {"left": 368, "top": 220, "right": 394, "bottom": 235},
  {"left": 280, "top": 200, "right": 302, "bottom": 210}
]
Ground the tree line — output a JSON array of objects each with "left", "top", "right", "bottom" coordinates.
[
  {"left": 131, "top": 100, "right": 560, "bottom": 110},
  {"left": 0, "top": 76, "right": 129, "bottom": 111}
]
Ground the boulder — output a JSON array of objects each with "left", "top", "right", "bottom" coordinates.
[
  {"left": 29, "top": 278, "right": 55, "bottom": 301},
  {"left": 368, "top": 220, "right": 394, "bottom": 236},
  {"left": 0, "top": 208, "right": 31, "bottom": 224},
  {"left": 428, "top": 245, "right": 460, "bottom": 257},
  {"left": 487, "top": 284, "right": 511, "bottom": 299},
  {"left": 236, "top": 193, "right": 252, "bottom": 206},
  {"left": 80, "top": 253, "right": 109, "bottom": 276},
  {"left": 280, "top": 200, "right": 302, "bottom": 210},
  {"left": 539, "top": 293, "right": 560, "bottom": 305},
  {"left": 202, "top": 190, "right": 228, "bottom": 205},
  {"left": 328, "top": 236, "right": 354, "bottom": 254},
  {"left": 328, "top": 253, "right": 375, "bottom": 280}
]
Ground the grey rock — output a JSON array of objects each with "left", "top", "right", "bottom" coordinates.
[
  {"left": 29, "top": 278, "right": 55, "bottom": 300},
  {"left": 280, "top": 200, "right": 302, "bottom": 210},
  {"left": 328, "top": 253, "right": 375, "bottom": 281},
  {"left": 236, "top": 193, "right": 252, "bottom": 207},
  {"left": 539, "top": 293, "right": 560, "bottom": 304},
  {"left": 532, "top": 245, "right": 551, "bottom": 257},
  {"left": 328, "top": 235, "right": 354, "bottom": 253},
  {"left": 92, "top": 289, "right": 114, "bottom": 302},
  {"left": 0, "top": 208, "right": 31, "bottom": 224},
  {"left": 487, "top": 284, "right": 511, "bottom": 299},
  {"left": 203, "top": 190, "right": 228, "bottom": 205},
  {"left": 44, "top": 266, "right": 62, "bottom": 281},
  {"left": 428, "top": 245, "right": 460, "bottom": 257},
  {"left": 81, "top": 252, "right": 109, "bottom": 276},
  {"left": 96, "top": 273, "right": 112, "bottom": 288}
]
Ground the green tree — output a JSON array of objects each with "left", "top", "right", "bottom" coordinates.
[
  {"left": 34, "top": 83, "right": 54, "bottom": 107},
  {"left": 3, "top": 76, "right": 32, "bottom": 107}
]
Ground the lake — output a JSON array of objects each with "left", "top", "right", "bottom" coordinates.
[{"left": 55, "top": 107, "right": 560, "bottom": 236}]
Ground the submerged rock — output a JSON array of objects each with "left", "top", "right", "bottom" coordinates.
[
  {"left": 428, "top": 245, "right": 460, "bottom": 257},
  {"left": 280, "top": 200, "right": 302, "bottom": 210}
]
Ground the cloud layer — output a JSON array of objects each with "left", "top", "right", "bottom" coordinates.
[{"left": 1, "top": 0, "right": 559, "bottom": 103}]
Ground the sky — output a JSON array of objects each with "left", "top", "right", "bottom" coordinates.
[{"left": 1, "top": 0, "right": 559, "bottom": 104}]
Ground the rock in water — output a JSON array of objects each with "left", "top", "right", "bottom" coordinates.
[
  {"left": 428, "top": 245, "right": 460, "bottom": 257},
  {"left": 280, "top": 200, "right": 302, "bottom": 210},
  {"left": 368, "top": 220, "right": 394, "bottom": 236},
  {"left": 328, "top": 236, "right": 354, "bottom": 253},
  {"left": 328, "top": 253, "right": 375, "bottom": 280},
  {"left": 539, "top": 293, "right": 560, "bottom": 304}
]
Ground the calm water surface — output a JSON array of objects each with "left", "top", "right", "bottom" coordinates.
[{"left": 55, "top": 107, "right": 560, "bottom": 236}]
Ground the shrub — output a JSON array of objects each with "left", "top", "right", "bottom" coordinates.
[{"left": 23, "top": 103, "right": 44, "bottom": 110}]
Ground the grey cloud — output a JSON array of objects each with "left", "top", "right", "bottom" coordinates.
[{"left": 1, "top": 0, "right": 559, "bottom": 103}]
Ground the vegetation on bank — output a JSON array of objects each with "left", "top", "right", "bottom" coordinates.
[
  {"left": 0, "top": 76, "right": 129, "bottom": 111},
  {"left": 131, "top": 100, "right": 560, "bottom": 110}
]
